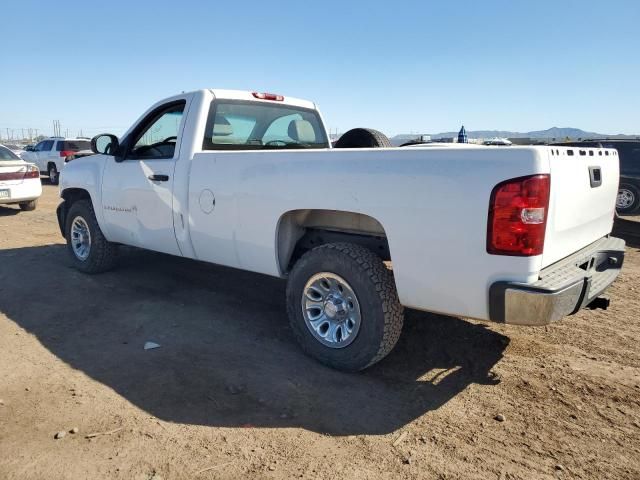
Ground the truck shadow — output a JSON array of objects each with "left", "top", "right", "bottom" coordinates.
[{"left": 0, "top": 244, "right": 507, "bottom": 436}]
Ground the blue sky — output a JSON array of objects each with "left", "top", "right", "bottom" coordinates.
[{"left": 1, "top": 0, "right": 639, "bottom": 139}]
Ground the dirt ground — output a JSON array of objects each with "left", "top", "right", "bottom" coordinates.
[{"left": 1, "top": 184, "right": 639, "bottom": 480}]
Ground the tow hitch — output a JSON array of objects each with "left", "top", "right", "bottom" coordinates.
[{"left": 587, "top": 296, "right": 610, "bottom": 311}]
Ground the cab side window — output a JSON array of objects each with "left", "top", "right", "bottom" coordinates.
[
  {"left": 127, "top": 102, "right": 185, "bottom": 159},
  {"left": 42, "top": 140, "right": 54, "bottom": 151}
]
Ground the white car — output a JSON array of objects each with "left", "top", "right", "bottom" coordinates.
[
  {"left": 21, "top": 137, "right": 91, "bottom": 185},
  {"left": 57, "top": 89, "right": 625, "bottom": 371},
  {"left": 0, "top": 144, "right": 42, "bottom": 211}
]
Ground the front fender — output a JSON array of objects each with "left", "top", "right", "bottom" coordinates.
[{"left": 59, "top": 154, "right": 109, "bottom": 238}]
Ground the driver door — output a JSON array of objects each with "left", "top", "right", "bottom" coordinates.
[{"left": 101, "top": 100, "right": 188, "bottom": 256}]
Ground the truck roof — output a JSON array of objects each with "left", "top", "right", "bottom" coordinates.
[{"left": 208, "top": 89, "right": 317, "bottom": 110}]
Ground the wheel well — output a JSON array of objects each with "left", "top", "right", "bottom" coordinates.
[
  {"left": 277, "top": 209, "right": 390, "bottom": 274},
  {"left": 62, "top": 188, "right": 91, "bottom": 205},
  {"left": 47, "top": 162, "right": 57, "bottom": 170},
  {"left": 57, "top": 189, "right": 92, "bottom": 238},
  {"left": 61, "top": 188, "right": 92, "bottom": 218}
]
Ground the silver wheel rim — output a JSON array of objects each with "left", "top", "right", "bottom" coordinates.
[
  {"left": 301, "top": 272, "right": 361, "bottom": 349},
  {"left": 617, "top": 189, "right": 635, "bottom": 209},
  {"left": 49, "top": 167, "right": 57, "bottom": 182},
  {"left": 70, "top": 216, "right": 91, "bottom": 261}
]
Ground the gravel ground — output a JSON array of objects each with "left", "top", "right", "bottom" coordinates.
[{"left": 1, "top": 184, "right": 639, "bottom": 479}]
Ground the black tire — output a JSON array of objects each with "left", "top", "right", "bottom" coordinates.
[
  {"left": 65, "top": 199, "right": 118, "bottom": 273},
  {"left": 286, "top": 243, "right": 404, "bottom": 371},
  {"left": 617, "top": 183, "right": 640, "bottom": 215},
  {"left": 19, "top": 200, "right": 37, "bottom": 211},
  {"left": 48, "top": 164, "right": 59, "bottom": 185},
  {"left": 334, "top": 128, "right": 392, "bottom": 149}
]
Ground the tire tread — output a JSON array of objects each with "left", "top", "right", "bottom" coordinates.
[
  {"left": 66, "top": 199, "right": 118, "bottom": 273},
  {"left": 287, "top": 242, "right": 404, "bottom": 370}
]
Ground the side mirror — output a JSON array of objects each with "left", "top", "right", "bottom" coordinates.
[{"left": 91, "top": 134, "right": 120, "bottom": 156}]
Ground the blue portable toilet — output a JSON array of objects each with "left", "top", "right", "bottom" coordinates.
[{"left": 458, "top": 125, "right": 468, "bottom": 143}]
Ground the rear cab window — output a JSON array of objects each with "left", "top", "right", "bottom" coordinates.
[{"left": 202, "top": 100, "right": 329, "bottom": 150}]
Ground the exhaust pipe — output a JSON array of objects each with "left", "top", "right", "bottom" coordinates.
[{"left": 587, "top": 296, "right": 610, "bottom": 311}]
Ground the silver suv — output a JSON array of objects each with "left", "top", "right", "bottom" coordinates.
[{"left": 22, "top": 137, "right": 91, "bottom": 185}]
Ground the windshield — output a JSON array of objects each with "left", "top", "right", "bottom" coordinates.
[
  {"left": 0, "top": 146, "right": 20, "bottom": 161},
  {"left": 203, "top": 100, "right": 329, "bottom": 150},
  {"left": 56, "top": 140, "right": 91, "bottom": 152}
]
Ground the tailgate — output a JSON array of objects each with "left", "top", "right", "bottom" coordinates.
[
  {"left": 542, "top": 147, "right": 619, "bottom": 267},
  {"left": 0, "top": 162, "right": 29, "bottom": 186}
]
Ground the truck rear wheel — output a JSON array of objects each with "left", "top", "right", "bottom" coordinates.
[
  {"left": 286, "top": 242, "right": 404, "bottom": 371},
  {"left": 334, "top": 128, "right": 391, "bottom": 148},
  {"left": 65, "top": 200, "right": 118, "bottom": 273}
]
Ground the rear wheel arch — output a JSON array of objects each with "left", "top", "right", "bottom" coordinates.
[{"left": 276, "top": 209, "right": 392, "bottom": 275}]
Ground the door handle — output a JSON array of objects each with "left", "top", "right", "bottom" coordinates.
[{"left": 148, "top": 174, "right": 169, "bottom": 182}]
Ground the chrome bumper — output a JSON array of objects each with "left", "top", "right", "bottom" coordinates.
[{"left": 489, "top": 236, "right": 625, "bottom": 326}]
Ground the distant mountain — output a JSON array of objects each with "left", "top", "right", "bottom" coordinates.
[{"left": 390, "top": 127, "right": 639, "bottom": 146}]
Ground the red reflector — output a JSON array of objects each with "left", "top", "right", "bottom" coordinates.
[
  {"left": 60, "top": 150, "right": 75, "bottom": 157},
  {"left": 252, "top": 92, "right": 284, "bottom": 101},
  {"left": 487, "top": 174, "right": 550, "bottom": 256}
]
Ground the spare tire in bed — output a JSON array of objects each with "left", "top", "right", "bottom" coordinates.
[{"left": 334, "top": 128, "right": 391, "bottom": 148}]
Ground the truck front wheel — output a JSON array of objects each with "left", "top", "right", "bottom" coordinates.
[
  {"left": 286, "top": 243, "right": 404, "bottom": 371},
  {"left": 65, "top": 200, "right": 118, "bottom": 273}
]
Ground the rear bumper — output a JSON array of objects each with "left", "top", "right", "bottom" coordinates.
[
  {"left": 0, "top": 181, "right": 42, "bottom": 204},
  {"left": 489, "top": 236, "right": 625, "bottom": 326}
]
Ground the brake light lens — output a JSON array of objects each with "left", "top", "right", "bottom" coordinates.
[
  {"left": 24, "top": 164, "right": 40, "bottom": 179},
  {"left": 487, "top": 174, "right": 550, "bottom": 256},
  {"left": 252, "top": 92, "right": 284, "bottom": 101},
  {"left": 60, "top": 150, "right": 75, "bottom": 157}
]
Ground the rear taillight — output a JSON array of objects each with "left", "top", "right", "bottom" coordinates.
[
  {"left": 0, "top": 165, "right": 39, "bottom": 181},
  {"left": 24, "top": 165, "right": 40, "bottom": 179},
  {"left": 60, "top": 150, "right": 75, "bottom": 157},
  {"left": 487, "top": 174, "right": 550, "bottom": 256}
]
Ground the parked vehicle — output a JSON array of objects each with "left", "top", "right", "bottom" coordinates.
[
  {"left": 4, "top": 144, "right": 26, "bottom": 155},
  {"left": 550, "top": 139, "right": 640, "bottom": 215},
  {"left": 0, "top": 144, "right": 42, "bottom": 211},
  {"left": 21, "top": 137, "right": 91, "bottom": 185},
  {"left": 483, "top": 138, "right": 512, "bottom": 146},
  {"left": 56, "top": 89, "right": 625, "bottom": 371}
]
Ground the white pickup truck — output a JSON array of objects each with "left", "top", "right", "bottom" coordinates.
[{"left": 56, "top": 89, "right": 625, "bottom": 371}]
